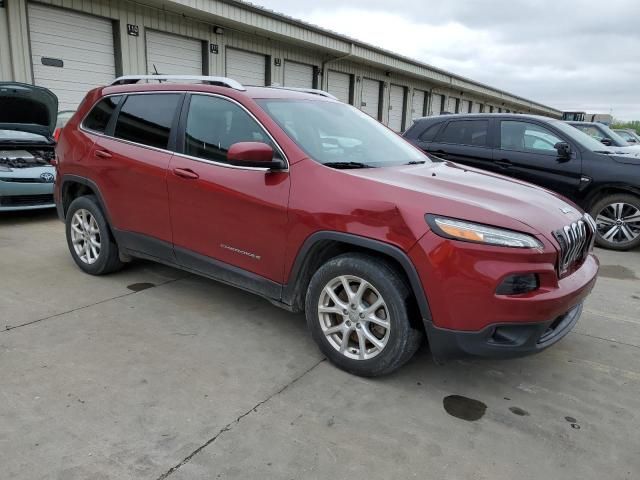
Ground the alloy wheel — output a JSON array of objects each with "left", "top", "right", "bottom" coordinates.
[
  {"left": 595, "top": 202, "right": 640, "bottom": 244},
  {"left": 317, "top": 275, "right": 391, "bottom": 360},
  {"left": 70, "top": 209, "right": 101, "bottom": 264}
]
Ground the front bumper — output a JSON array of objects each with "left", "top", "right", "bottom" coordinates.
[
  {"left": 0, "top": 169, "right": 55, "bottom": 211},
  {"left": 426, "top": 302, "right": 583, "bottom": 362}
]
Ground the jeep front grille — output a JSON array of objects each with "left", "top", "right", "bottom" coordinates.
[{"left": 552, "top": 214, "right": 596, "bottom": 276}]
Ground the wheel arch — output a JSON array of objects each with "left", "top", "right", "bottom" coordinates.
[
  {"left": 282, "top": 231, "right": 433, "bottom": 328},
  {"left": 583, "top": 183, "right": 640, "bottom": 212},
  {"left": 60, "top": 175, "right": 111, "bottom": 224}
]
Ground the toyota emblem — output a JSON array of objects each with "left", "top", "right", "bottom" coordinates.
[{"left": 40, "top": 172, "right": 55, "bottom": 183}]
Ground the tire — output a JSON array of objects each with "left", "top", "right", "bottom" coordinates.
[
  {"left": 305, "top": 253, "right": 423, "bottom": 377},
  {"left": 65, "top": 195, "right": 124, "bottom": 275},
  {"left": 590, "top": 194, "right": 640, "bottom": 251}
]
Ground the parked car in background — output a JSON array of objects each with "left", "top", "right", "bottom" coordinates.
[
  {"left": 0, "top": 82, "right": 58, "bottom": 211},
  {"left": 567, "top": 121, "right": 638, "bottom": 149},
  {"left": 403, "top": 113, "right": 640, "bottom": 250},
  {"left": 613, "top": 129, "right": 640, "bottom": 145},
  {"left": 55, "top": 76, "right": 599, "bottom": 376}
]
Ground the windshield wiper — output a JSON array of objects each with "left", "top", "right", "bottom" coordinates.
[
  {"left": 404, "top": 160, "right": 426, "bottom": 165},
  {"left": 322, "top": 161, "right": 373, "bottom": 169}
]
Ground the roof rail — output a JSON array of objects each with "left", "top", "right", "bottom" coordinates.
[
  {"left": 269, "top": 86, "right": 337, "bottom": 100},
  {"left": 111, "top": 75, "right": 246, "bottom": 91}
]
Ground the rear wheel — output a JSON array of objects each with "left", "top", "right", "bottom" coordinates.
[
  {"left": 305, "top": 253, "right": 422, "bottom": 377},
  {"left": 65, "top": 195, "right": 124, "bottom": 275},
  {"left": 590, "top": 194, "right": 640, "bottom": 251}
]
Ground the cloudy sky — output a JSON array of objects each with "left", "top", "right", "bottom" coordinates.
[{"left": 254, "top": 0, "right": 639, "bottom": 120}]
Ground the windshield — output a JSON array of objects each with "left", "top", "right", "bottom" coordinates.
[
  {"left": 256, "top": 99, "right": 429, "bottom": 167},
  {"left": 0, "top": 129, "right": 48, "bottom": 142},
  {"left": 551, "top": 121, "right": 620, "bottom": 152}
]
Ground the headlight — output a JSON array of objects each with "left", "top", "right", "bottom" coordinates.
[{"left": 426, "top": 215, "right": 543, "bottom": 249}]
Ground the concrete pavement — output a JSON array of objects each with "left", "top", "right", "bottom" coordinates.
[{"left": 1, "top": 210, "right": 639, "bottom": 479}]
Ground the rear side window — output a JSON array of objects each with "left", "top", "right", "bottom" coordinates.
[
  {"left": 418, "top": 123, "right": 443, "bottom": 142},
  {"left": 83, "top": 96, "right": 121, "bottom": 133},
  {"left": 114, "top": 94, "right": 181, "bottom": 149},
  {"left": 183, "top": 94, "right": 276, "bottom": 164},
  {"left": 438, "top": 120, "right": 489, "bottom": 147}
]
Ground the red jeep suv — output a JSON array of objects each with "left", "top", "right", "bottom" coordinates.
[{"left": 55, "top": 75, "right": 599, "bottom": 376}]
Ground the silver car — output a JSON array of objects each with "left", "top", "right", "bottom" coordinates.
[{"left": 0, "top": 83, "right": 58, "bottom": 211}]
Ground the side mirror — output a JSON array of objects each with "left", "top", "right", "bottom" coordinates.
[
  {"left": 227, "top": 142, "right": 285, "bottom": 170},
  {"left": 600, "top": 138, "right": 613, "bottom": 146},
  {"left": 554, "top": 141, "right": 571, "bottom": 158}
]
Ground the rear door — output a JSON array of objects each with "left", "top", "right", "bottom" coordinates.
[
  {"left": 493, "top": 119, "right": 582, "bottom": 199},
  {"left": 427, "top": 118, "right": 493, "bottom": 169},
  {"left": 87, "top": 93, "right": 182, "bottom": 258},
  {"left": 167, "top": 93, "right": 290, "bottom": 285}
]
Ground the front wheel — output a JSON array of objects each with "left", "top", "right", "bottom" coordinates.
[
  {"left": 590, "top": 194, "right": 640, "bottom": 251},
  {"left": 305, "top": 253, "right": 423, "bottom": 377}
]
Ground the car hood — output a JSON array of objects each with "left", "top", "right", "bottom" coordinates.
[
  {"left": 347, "top": 161, "right": 583, "bottom": 236},
  {"left": 0, "top": 82, "right": 58, "bottom": 139},
  {"left": 609, "top": 149, "right": 640, "bottom": 165}
]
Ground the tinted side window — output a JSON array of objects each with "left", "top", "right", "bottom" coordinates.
[
  {"left": 500, "top": 121, "right": 563, "bottom": 153},
  {"left": 83, "top": 96, "right": 121, "bottom": 133},
  {"left": 114, "top": 94, "right": 181, "bottom": 149},
  {"left": 418, "top": 123, "right": 443, "bottom": 142},
  {"left": 438, "top": 120, "right": 489, "bottom": 147},
  {"left": 184, "top": 95, "right": 276, "bottom": 164}
]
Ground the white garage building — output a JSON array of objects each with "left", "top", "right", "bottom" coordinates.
[{"left": 0, "top": 0, "right": 561, "bottom": 130}]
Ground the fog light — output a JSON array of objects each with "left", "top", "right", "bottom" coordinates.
[{"left": 496, "top": 273, "right": 539, "bottom": 295}]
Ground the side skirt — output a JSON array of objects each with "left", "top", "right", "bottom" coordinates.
[{"left": 113, "top": 229, "right": 283, "bottom": 302}]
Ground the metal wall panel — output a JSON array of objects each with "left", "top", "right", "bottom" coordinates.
[
  {"left": 327, "top": 70, "right": 350, "bottom": 103},
  {"left": 28, "top": 3, "right": 116, "bottom": 110},
  {"left": 225, "top": 48, "right": 266, "bottom": 86},
  {"left": 283, "top": 60, "right": 313, "bottom": 88},
  {"left": 361, "top": 78, "right": 381, "bottom": 120},
  {"left": 0, "top": 0, "right": 561, "bottom": 118},
  {"left": 388, "top": 84, "right": 405, "bottom": 132},
  {"left": 146, "top": 30, "right": 203, "bottom": 75}
]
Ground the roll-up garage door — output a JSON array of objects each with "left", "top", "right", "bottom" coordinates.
[
  {"left": 284, "top": 61, "right": 314, "bottom": 89},
  {"left": 361, "top": 78, "right": 381, "bottom": 120},
  {"left": 461, "top": 100, "right": 471, "bottom": 113},
  {"left": 472, "top": 102, "right": 482, "bottom": 113},
  {"left": 327, "top": 70, "right": 351, "bottom": 103},
  {"left": 447, "top": 96, "right": 459, "bottom": 113},
  {"left": 226, "top": 48, "right": 266, "bottom": 86},
  {"left": 388, "top": 84, "right": 405, "bottom": 132},
  {"left": 146, "top": 30, "right": 203, "bottom": 76},
  {"left": 412, "top": 89, "right": 427, "bottom": 119},
  {"left": 28, "top": 4, "right": 116, "bottom": 110},
  {"left": 430, "top": 94, "right": 443, "bottom": 115}
]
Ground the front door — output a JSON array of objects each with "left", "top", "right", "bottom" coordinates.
[
  {"left": 494, "top": 120, "right": 582, "bottom": 200},
  {"left": 167, "top": 93, "right": 290, "bottom": 287}
]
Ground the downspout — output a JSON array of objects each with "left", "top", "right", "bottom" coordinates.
[{"left": 320, "top": 42, "right": 355, "bottom": 91}]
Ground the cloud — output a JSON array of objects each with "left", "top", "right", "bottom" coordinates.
[{"left": 253, "top": 0, "right": 640, "bottom": 120}]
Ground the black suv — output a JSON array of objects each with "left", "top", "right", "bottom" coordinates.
[{"left": 403, "top": 114, "right": 640, "bottom": 251}]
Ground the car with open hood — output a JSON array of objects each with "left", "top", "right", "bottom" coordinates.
[
  {"left": 55, "top": 76, "right": 599, "bottom": 376},
  {"left": 0, "top": 82, "right": 58, "bottom": 211}
]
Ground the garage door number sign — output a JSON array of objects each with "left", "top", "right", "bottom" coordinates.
[{"left": 127, "top": 24, "right": 139, "bottom": 36}]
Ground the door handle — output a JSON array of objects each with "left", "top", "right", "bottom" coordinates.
[
  {"left": 173, "top": 168, "right": 199, "bottom": 180},
  {"left": 494, "top": 159, "right": 512, "bottom": 168},
  {"left": 94, "top": 150, "right": 112, "bottom": 159}
]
